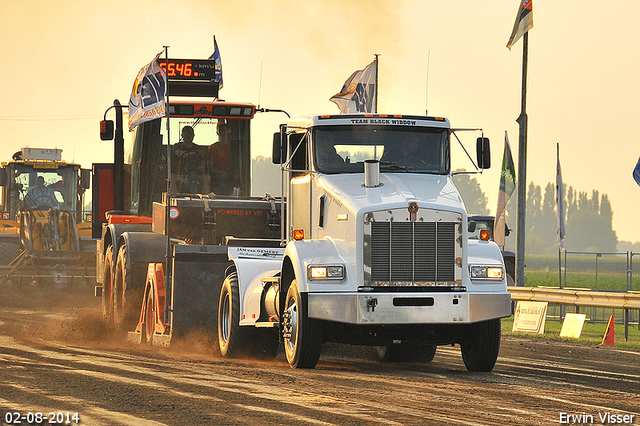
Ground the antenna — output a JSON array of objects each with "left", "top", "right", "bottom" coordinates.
[
  {"left": 257, "top": 61, "right": 264, "bottom": 108},
  {"left": 425, "top": 50, "right": 430, "bottom": 115}
]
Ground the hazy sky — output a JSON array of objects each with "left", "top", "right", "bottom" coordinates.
[{"left": 1, "top": 1, "right": 639, "bottom": 243}]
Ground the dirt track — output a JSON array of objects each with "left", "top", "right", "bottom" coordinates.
[{"left": 0, "top": 285, "right": 639, "bottom": 426}]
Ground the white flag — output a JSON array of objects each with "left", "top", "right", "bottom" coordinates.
[
  {"left": 555, "top": 143, "right": 566, "bottom": 251},
  {"left": 330, "top": 60, "right": 377, "bottom": 113},
  {"left": 506, "top": 0, "right": 533, "bottom": 50},
  {"left": 128, "top": 53, "right": 167, "bottom": 131},
  {"left": 494, "top": 132, "right": 516, "bottom": 247}
]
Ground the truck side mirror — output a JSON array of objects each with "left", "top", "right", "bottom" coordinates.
[
  {"left": 272, "top": 132, "right": 282, "bottom": 164},
  {"left": 100, "top": 120, "right": 115, "bottom": 141},
  {"left": 272, "top": 124, "right": 287, "bottom": 164},
  {"left": 0, "top": 166, "right": 6, "bottom": 187},
  {"left": 468, "top": 220, "right": 476, "bottom": 233},
  {"left": 80, "top": 169, "right": 91, "bottom": 190},
  {"left": 476, "top": 137, "right": 491, "bottom": 169}
]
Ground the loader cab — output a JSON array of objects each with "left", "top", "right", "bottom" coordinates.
[
  {"left": 1, "top": 162, "right": 83, "bottom": 220},
  {"left": 125, "top": 101, "right": 256, "bottom": 217}
]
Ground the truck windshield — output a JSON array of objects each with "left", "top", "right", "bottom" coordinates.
[
  {"left": 128, "top": 116, "right": 251, "bottom": 216},
  {"left": 313, "top": 125, "right": 449, "bottom": 174},
  {"left": 13, "top": 164, "right": 78, "bottom": 212}
]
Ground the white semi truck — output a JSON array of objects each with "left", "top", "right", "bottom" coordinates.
[{"left": 219, "top": 113, "right": 512, "bottom": 372}]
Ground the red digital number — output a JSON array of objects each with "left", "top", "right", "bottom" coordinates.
[
  {"left": 184, "top": 63, "right": 192, "bottom": 77},
  {"left": 167, "top": 62, "right": 176, "bottom": 77},
  {"left": 175, "top": 62, "right": 184, "bottom": 76}
]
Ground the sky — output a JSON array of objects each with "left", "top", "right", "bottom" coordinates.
[{"left": 1, "top": 1, "right": 639, "bottom": 243}]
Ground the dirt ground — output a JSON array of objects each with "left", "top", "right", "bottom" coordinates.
[{"left": 1, "top": 283, "right": 639, "bottom": 426}]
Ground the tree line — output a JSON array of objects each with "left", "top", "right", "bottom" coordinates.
[{"left": 453, "top": 173, "right": 619, "bottom": 254}]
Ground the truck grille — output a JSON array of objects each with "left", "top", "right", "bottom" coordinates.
[{"left": 368, "top": 221, "right": 456, "bottom": 284}]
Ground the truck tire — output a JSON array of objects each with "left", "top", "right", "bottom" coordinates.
[
  {"left": 0, "top": 241, "right": 20, "bottom": 265},
  {"left": 377, "top": 344, "right": 437, "bottom": 363},
  {"left": 505, "top": 259, "right": 515, "bottom": 286},
  {"left": 460, "top": 318, "right": 501, "bottom": 372},
  {"left": 218, "top": 273, "right": 251, "bottom": 358},
  {"left": 283, "top": 280, "right": 322, "bottom": 369},
  {"left": 143, "top": 286, "right": 155, "bottom": 345},
  {"left": 102, "top": 245, "right": 115, "bottom": 324},
  {"left": 113, "top": 244, "right": 143, "bottom": 331}
]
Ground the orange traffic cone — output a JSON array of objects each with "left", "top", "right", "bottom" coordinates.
[{"left": 600, "top": 315, "right": 615, "bottom": 346}]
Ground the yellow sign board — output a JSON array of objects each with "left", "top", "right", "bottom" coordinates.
[
  {"left": 512, "top": 301, "right": 547, "bottom": 334},
  {"left": 33, "top": 163, "right": 59, "bottom": 169},
  {"left": 560, "top": 313, "right": 587, "bottom": 339}
]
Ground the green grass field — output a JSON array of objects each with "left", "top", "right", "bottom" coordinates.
[{"left": 503, "top": 253, "right": 640, "bottom": 350}]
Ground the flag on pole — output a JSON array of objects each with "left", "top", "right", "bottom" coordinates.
[
  {"left": 494, "top": 131, "right": 516, "bottom": 247},
  {"left": 633, "top": 156, "right": 640, "bottom": 185},
  {"left": 128, "top": 52, "right": 167, "bottom": 131},
  {"left": 209, "top": 36, "right": 223, "bottom": 89},
  {"left": 556, "top": 143, "right": 566, "bottom": 251},
  {"left": 506, "top": 0, "right": 533, "bottom": 50},
  {"left": 330, "top": 60, "right": 377, "bottom": 113}
]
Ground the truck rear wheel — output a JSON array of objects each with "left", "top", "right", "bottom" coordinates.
[
  {"left": 101, "top": 246, "right": 115, "bottom": 324},
  {"left": 377, "top": 343, "right": 437, "bottom": 363},
  {"left": 460, "top": 318, "right": 501, "bottom": 372},
  {"left": 218, "top": 273, "right": 250, "bottom": 358},
  {"left": 143, "top": 286, "right": 155, "bottom": 345},
  {"left": 283, "top": 280, "right": 322, "bottom": 369},
  {"left": 113, "top": 244, "right": 142, "bottom": 331}
]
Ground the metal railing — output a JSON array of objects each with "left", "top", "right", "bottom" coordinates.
[{"left": 508, "top": 250, "right": 640, "bottom": 341}]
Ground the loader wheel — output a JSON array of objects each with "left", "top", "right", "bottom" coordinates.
[
  {"left": 377, "top": 343, "right": 437, "bottom": 363},
  {"left": 283, "top": 280, "right": 322, "bottom": 369},
  {"left": 0, "top": 242, "right": 20, "bottom": 267},
  {"left": 101, "top": 246, "right": 115, "bottom": 324},
  {"left": 460, "top": 318, "right": 501, "bottom": 372},
  {"left": 113, "top": 244, "right": 141, "bottom": 331},
  {"left": 218, "top": 273, "right": 250, "bottom": 358}
]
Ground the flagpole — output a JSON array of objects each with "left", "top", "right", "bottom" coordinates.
[
  {"left": 515, "top": 32, "right": 528, "bottom": 287},
  {"left": 374, "top": 53, "right": 380, "bottom": 113}
]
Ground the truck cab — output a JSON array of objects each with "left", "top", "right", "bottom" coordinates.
[{"left": 224, "top": 113, "right": 511, "bottom": 371}]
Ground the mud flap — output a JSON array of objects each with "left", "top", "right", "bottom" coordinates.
[{"left": 170, "top": 245, "right": 230, "bottom": 338}]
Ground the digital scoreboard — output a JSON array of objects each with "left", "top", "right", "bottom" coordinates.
[{"left": 158, "top": 59, "right": 217, "bottom": 80}]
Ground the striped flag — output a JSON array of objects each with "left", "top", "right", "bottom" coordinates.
[
  {"left": 556, "top": 143, "right": 566, "bottom": 251},
  {"left": 494, "top": 132, "right": 516, "bottom": 247},
  {"left": 507, "top": 0, "right": 533, "bottom": 50}
]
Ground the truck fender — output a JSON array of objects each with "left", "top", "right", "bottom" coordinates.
[
  {"left": 282, "top": 238, "right": 346, "bottom": 293},
  {"left": 118, "top": 231, "right": 167, "bottom": 265},
  {"left": 227, "top": 247, "right": 284, "bottom": 326}
]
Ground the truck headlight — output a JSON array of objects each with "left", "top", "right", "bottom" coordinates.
[
  {"left": 308, "top": 265, "right": 344, "bottom": 280},
  {"left": 470, "top": 266, "right": 503, "bottom": 280}
]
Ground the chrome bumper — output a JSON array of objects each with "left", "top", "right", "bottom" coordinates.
[{"left": 308, "top": 291, "right": 512, "bottom": 324}]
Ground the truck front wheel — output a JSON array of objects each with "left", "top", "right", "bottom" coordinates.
[
  {"left": 283, "top": 280, "right": 322, "bottom": 369},
  {"left": 113, "top": 244, "right": 142, "bottom": 331},
  {"left": 460, "top": 318, "right": 501, "bottom": 372}
]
